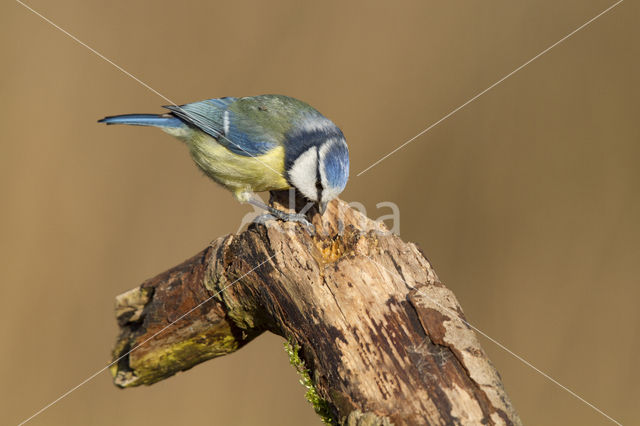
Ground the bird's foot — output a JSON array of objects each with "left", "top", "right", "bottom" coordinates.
[
  {"left": 253, "top": 213, "right": 278, "bottom": 225},
  {"left": 255, "top": 208, "right": 315, "bottom": 234},
  {"left": 285, "top": 213, "right": 315, "bottom": 234},
  {"left": 247, "top": 196, "right": 315, "bottom": 233}
]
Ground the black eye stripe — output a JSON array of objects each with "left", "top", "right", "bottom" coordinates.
[
  {"left": 315, "top": 146, "right": 322, "bottom": 200},
  {"left": 284, "top": 126, "right": 345, "bottom": 173}
]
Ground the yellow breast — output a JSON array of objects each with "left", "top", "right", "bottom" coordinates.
[{"left": 183, "top": 131, "right": 290, "bottom": 199}]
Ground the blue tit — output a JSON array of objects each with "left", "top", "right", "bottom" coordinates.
[{"left": 98, "top": 95, "right": 349, "bottom": 222}]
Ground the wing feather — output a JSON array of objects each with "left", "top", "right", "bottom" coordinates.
[{"left": 164, "top": 97, "right": 279, "bottom": 157}]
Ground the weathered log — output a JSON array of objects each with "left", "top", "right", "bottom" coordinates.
[{"left": 111, "top": 191, "right": 521, "bottom": 425}]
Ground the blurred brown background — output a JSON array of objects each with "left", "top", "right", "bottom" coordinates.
[{"left": 2, "top": 0, "right": 638, "bottom": 424}]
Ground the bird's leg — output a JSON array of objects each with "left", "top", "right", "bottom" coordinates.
[{"left": 247, "top": 195, "right": 315, "bottom": 232}]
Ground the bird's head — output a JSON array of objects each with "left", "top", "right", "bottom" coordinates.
[{"left": 285, "top": 117, "right": 349, "bottom": 214}]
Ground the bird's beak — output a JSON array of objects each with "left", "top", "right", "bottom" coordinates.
[{"left": 319, "top": 201, "right": 328, "bottom": 215}]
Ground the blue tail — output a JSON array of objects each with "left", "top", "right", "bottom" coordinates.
[{"left": 98, "top": 114, "right": 184, "bottom": 128}]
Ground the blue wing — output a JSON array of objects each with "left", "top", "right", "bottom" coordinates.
[
  {"left": 98, "top": 114, "right": 184, "bottom": 128},
  {"left": 164, "top": 97, "right": 278, "bottom": 157}
]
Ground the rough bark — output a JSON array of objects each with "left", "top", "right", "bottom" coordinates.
[{"left": 111, "top": 191, "right": 521, "bottom": 426}]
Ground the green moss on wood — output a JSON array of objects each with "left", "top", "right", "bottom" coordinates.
[
  {"left": 112, "top": 324, "right": 240, "bottom": 387},
  {"left": 284, "top": 339, "right": 334, "bottom": 424}
]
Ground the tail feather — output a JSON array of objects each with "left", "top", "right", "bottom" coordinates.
[{"left": 98, "top": 114, "right": 183, "bottom": 128}]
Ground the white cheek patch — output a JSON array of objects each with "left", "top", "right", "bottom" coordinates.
[{"left": 289, "top": 147, "right": 319, "bottom": 201}]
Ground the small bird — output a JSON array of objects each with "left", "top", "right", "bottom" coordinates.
[{"left": 99, "top": 95, "right": 349, "bottom": 225}]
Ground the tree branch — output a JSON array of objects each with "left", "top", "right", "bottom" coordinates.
[{"left": 111, "top": 191, "right": 521, "bottom": 425}]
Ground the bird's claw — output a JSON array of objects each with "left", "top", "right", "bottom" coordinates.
[
  {"left": 253, "top": 213, "right": 278, "bottom": 225},
  {"left": 255, "top": 209, "right": 315, "bottom": 234},
  {"left": 287, "top": 213, "right": 316, "bottom": 234}
]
